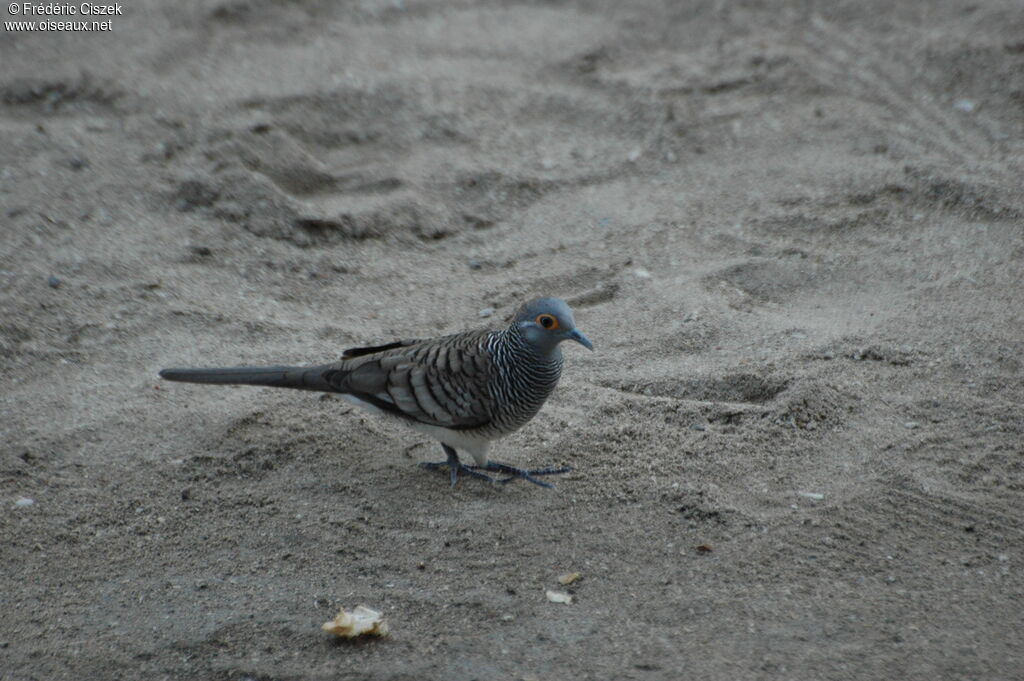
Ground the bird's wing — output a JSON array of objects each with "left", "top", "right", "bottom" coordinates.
[
  {"left": 322, "top": 331, "right": 495, "bottom": 430},
  {"left": 340, "top": 339, "right": 421, "bottom": 359}
]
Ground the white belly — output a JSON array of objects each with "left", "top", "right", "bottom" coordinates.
[{"left": 339, "top": 394, "right": 492, "bottom": 466}]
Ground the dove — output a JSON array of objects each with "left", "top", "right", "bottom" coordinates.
[{"left": 160, "top": 297, "right": 593, "bottom": 487}]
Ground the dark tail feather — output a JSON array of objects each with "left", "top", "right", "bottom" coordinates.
[{"left": 158, "top": 366, "right": 335, "bottom": 392}]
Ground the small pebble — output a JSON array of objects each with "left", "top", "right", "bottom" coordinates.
[
  {"left": 634, "top": 268, "right": 652, "bottom": 279},
  {"left": 467, "top": 259, "right": 483, "bottom": 270},
  {"left": 798, "top": 491, "right": 825, "bottom": 500},
  {"left": 14, "top": 497, "right": 35, "bottom": 508},
  {"left": 558, "top": 572, "right": 581, "bottom": 585},
  {"left": 47, "top": 275, "right": 61, "bottom": 288},
  {"left": 904, "top": 421, "right": 919, "bottom": 429},
  {"left": 953, "top": 99, "right": 976, "bottom": 113},
  {"left": 478, "top": 307, "right": 495, "bottom": 318},
  {"left": 150, "top": 142, "right": 172, "bottom": 160}
]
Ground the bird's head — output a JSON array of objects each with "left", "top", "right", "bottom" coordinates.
[{"left": 512, "top": 297, "right": 594, "bottom": 353}]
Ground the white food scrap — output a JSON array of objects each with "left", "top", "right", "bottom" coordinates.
[
  {"left": 545, "top": 590, "right": 573, "bottom": 604},
  {"left": 321, "top": 606, "right": 389, "bottom": 638}
]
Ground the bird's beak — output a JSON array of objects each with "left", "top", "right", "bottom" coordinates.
[{"left": 568, "top": 328, "right": 594, "bottom": 351}]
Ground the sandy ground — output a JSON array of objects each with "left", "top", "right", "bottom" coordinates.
[{"left": 2, "top": 1, "right": 1024, "bottom": 679}]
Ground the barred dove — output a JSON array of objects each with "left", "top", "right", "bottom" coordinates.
[{"left": 159, "top": 297, "right": 593, "bottom": 487}]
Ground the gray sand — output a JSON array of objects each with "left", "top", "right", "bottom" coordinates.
[{"left": 2, "top": 1, "right": 1023, "bottom": 679}]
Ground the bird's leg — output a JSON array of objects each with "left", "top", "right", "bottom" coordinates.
[
  {"left": 420, "top": 444, "right": 497, "bottom": 487},
  {"left": 469, "top": 461, "right": 573, "bottom": 488}
]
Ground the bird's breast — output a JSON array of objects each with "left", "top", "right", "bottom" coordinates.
[{"left": 485, "top": 348, "right": 563, "bottom": 435}]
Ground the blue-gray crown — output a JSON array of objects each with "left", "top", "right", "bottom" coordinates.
[{"left": 512, "top": 297, "right": 593, "bottom": 352}]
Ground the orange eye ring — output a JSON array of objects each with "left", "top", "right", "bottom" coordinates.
[{"left": 535, "top": 313, "right": 559, "bottom": 330}]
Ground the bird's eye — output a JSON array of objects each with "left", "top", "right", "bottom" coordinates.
[{"left": 536, "top": 313, "right": 558, "bottom": 330}]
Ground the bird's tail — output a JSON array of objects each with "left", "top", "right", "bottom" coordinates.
[{"left": 158, "top": 365, "right": 335, "bottom": 392}]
